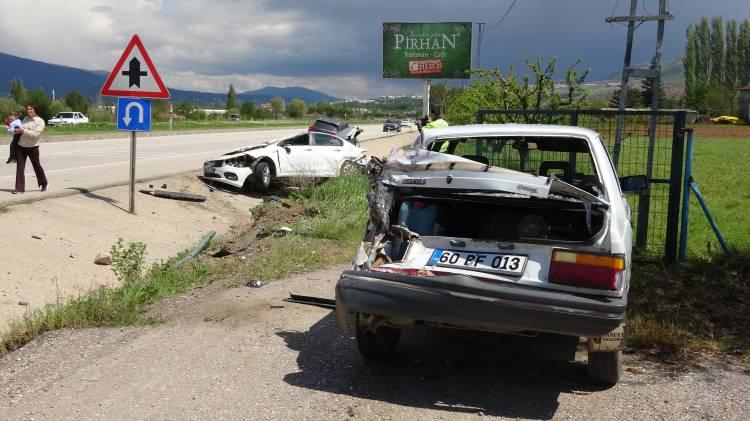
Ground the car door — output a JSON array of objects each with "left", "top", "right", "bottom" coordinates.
[
  {"left": 309, "top": 132, "right": 346, "bottom": 176},
  {"left": 275, "top": 133, "right": 316, "bottom": 176}
]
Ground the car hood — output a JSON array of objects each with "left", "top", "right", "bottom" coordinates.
[{"left": 381, "top": 148, "right": 608, "bottom": 208}]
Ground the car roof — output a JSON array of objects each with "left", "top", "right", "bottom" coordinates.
[{"left": 420, "top": 124, "right": 600, "bottom": 143}]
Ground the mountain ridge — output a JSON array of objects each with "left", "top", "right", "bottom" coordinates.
[{"left": 0, "top": 51, "right": 339, "bottom": 104}]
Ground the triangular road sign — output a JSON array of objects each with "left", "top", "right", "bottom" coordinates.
[{"left": 101, "top": 34, "right": 170, "bottom": 99}]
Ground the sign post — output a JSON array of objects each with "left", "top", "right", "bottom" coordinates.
[{"left": 100, "top": 34, "right": 170, "bottom": 213}]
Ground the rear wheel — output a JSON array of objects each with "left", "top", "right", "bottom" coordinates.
[
  {"left": 254, "top": 161, "right": 272, "bottom": 190},
  {"left": 355, "top": 313, "right": 401, "bottom": 360},
  {"left": 587, "top": 350, "right": 622, "bottom": 385}
]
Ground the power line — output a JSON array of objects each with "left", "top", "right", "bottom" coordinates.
[{"left": 487, "top": 0, "right": 518, "bottom": 31}]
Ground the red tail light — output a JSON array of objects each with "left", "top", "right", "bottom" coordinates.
[{"left": 549, "top": 250, "right": 624, "bottom": 291}]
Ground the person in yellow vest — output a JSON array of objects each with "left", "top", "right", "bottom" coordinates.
[{"left": 418, "top": 110, "right": 450, "bottom": 152}]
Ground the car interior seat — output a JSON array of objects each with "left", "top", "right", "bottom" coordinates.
[{"left": 539, "top": 161, "right": 572, "bottom": 180}]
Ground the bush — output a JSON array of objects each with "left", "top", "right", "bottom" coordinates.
[{"left": 110, "top": 238, "right": 147, "bottom": 282}]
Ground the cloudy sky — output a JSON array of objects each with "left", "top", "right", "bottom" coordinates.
[{"left": 0, "top": 0, "right": 746, "bottom": 98}]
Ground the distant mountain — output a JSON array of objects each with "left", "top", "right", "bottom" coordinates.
[
  {"left": 0, "top": 51, "right": 339, "bottom": 104},
  {"left": 602, "top": 57, "right": 684, "bottom": 85}
]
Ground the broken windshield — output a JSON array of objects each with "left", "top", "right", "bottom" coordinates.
[{"left": 423, "top": 135, "right": 603, "bottom": 197}]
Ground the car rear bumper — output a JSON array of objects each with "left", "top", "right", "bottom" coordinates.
[{"left": 336, "top": 270, "right": 626, "bottom": 337}]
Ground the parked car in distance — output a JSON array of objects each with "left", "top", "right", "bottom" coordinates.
[
  {"left": 400, "top": 119, "right": 413, "bottom": 128},
  {"left": 203, "top": 131, "right": 368, "bottom": 190},
  {"left": 48, "top": 112, "right": 89, "bottom": 126},
  {"left": 309, "top": 117, "right": 362, "bottom": 146},
  {"left": 336, "top": 124, "right": 645, "bottom": 385},
  {"left": 382, "top": 118, "right": 401, "bottom": 132}
]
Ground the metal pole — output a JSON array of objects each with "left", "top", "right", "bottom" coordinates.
[
  {"left": 476, "top": 22, "right": 485, "bottom": 71},
  {"left": 637, "top": 0, "right": 668, "bottom": 251},
  {"left": 129, "top": 131, "right": 136, "bottom": 213},
  {"left": 678, "top": 129, "right": 695, "bottom": 262},
  {"left": 422, "top": 79, "right": 431, "bottom": 118},
  {"left": 612, "top": 0, "right": 638, "bottom": 167}
]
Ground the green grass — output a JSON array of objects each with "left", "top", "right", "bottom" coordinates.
[
  {"left": 627, "top": 252, "right": 750, "bottom": 361},
  {"left": 0, "top": 256, "right": 226, "bottom": 356},
  {"left": 684, "top": 138, "right": 750, "bottom": 256}
]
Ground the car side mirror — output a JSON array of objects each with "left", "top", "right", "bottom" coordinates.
[
  {"left": 282, "top": 145, "right": 291, "bottom": 153},
  {"left": 620, "top": 175, "right": 648, "bottom": 193}
]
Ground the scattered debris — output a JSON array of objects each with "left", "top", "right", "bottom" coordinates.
[
  {"left": 281, "top": 201, "right": 292, "bottom": 208},
  {"left": 278, "top": 226, "right": 293, "bottom": 236},
  {"left": 283, "top": 293, "right": 336, "bottom": 310},
  {"left": 246, "top": 279, "right": 267, "bottom": 288},
  {"left": 270, "top": 305, "right": 285, "bottom": 309},
  {"left": 31, "top": 235, "right": 42, "bottom": 240},
  {"left": 149, "top": 184, "right": 154, "bottom": 188},
  {"left": 69, "top": 252, "right": 78, "bottom": 259},
  {"left": 626, "top": 367, "right": 645, "bottom": 375},
  {"left": 161, "top": 183, "right": 167, "bottom": 189},
  {"left": 211, "top": 228, "right": 260, "bottom": 258},
  {"left": 263, "top": 195, "right": 282, "bottom": 203},
  {"left": 139, "top": 189, "right": 207, "bottom": 202},
  {"left": 94, "top": 254, "right": 112, "bottom": 265},
  {"left": 18, "top": 301, "right": 29, "bottom": 306},
  {"left": 172, "top": 231, "right": 216, "bottom": 269}
]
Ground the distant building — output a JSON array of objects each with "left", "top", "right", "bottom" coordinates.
[
  {"left": 740, "top": 85, "right": 750, "bottom": 123},
  {"left": 259, "top": 103, "right": 273, "bottom": 110}
]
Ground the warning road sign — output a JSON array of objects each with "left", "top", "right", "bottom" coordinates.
[{"left": 101, "top": 34, "right": 170, "bottom": 99}]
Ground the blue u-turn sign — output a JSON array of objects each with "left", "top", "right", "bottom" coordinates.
[{"left": 117, "top": 97, "right": 152, "bottom": 132}]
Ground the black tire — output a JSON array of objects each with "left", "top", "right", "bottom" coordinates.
[
  {"left": 355, "top": 313, "right": 401, "bottom": 360},
  {"left": 254, "top": 161, "right": 272, "bottom": 190},
  {"left": 340, "top": 160, "right": 359, "bottom": 176},
  {"left": 587, "top": 350, "right": 623, "bottom": 385}
]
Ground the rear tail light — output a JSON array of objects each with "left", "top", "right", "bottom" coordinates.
[{"left": 549, "top": 250, "right": 624, "bottom": 291}]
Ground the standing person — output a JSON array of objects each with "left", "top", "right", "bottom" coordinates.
[
  {"left": 4, "top": 111, "right": 23, "bottom": 164},
  {"left": 12, "top": 104, "right": 48, "bottom": 194}
]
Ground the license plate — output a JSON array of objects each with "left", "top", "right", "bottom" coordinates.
[{"left": 427, "top": 249, "right": 528, "bottom": 276}]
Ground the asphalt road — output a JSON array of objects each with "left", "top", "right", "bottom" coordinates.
[{"left": 0, "top": 124, "right": 408, "bottom": 205}]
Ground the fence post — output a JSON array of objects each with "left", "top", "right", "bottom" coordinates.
[{"left": 664, "top": 111, "right": 686, "bottom": 262}]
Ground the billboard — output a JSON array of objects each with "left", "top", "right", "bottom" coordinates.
[{"left": 383, "top": 22, "right": 472, "bottom": 79}]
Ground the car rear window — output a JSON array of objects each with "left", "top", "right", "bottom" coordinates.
[{"left": 433, "top": 136, "right": 600, "bottom": 180}]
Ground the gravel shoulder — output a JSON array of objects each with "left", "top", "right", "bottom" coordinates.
[{"left": 1, "top": 265, "right": 748, "bottom": 420}]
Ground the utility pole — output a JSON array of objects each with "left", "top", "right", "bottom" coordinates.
[
  {"left": 606, "top": 0, "right": 673, "bottom": 251},
  {"left": 476, "top": 22, "right": 485, "bottom": 71}
]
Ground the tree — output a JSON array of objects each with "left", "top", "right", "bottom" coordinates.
[
  {"left": 697, "top": 18, "right": 711, "bottom": 83},
  {"left": 684, "top": 25, "right": 698, "bottom": 98},
  {"left": 286, "top": 98, "right": 307, "bottom": 119},
  {"left": 226, "top": 84, "right": 238, "bottom": 111},
  {"left": 446, "top": 57, "right": 590, "bottom": 125},
  {"left": 175, "top": 100, "right": 193, "bottom": 117},
  {"left": 64, "top": 90, "right": 89, "bottom": 114},
  {"left": 725, "top": 20, "right": 739, "bottom": 88},
  {"left": 640, "top": 59, "right": 666, "bottom": 107},
  {"left": 240, "top": 101, "right": 257, "bottom": 120},
  {"left": 429, "top": 81, "right": 460, "bottom": 117},
  {"left": 27, "top": 88, "right": 52, "bottom": 121},
  {"left": 609, "top": 86, "right": 642, "bottom": 108},
  {"left": 710, "top": 17, "right": 725, "bottom": 84},
  {"left": 9, "top": 78, "right": 27, "bottom": 104},
  {"left": 739, "top": 20, "right": 750, "bottom": 86},
  {"left": 270, "top": 96, "right": 284, "bottom": 119}
]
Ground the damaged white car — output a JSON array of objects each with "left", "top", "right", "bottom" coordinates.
[
  {"left": 203, "top": 131, "right": 369, "bottom": 190},
  {"left": 336, "top": 124, "right": 647, "bottom": 384}
]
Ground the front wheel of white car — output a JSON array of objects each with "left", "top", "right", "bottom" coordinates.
[
  {"left": 340, "top": 160, "right": 360, "bottom": 176},
  {"left": 254, "top": 161, "right": 272, "bottom": 190},
  {"left": 587, "top": 350, "right": 622, "bottom": 385}
]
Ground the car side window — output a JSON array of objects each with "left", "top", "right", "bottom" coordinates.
[
  {"left": 279, "top": 134, "right": 309, "bottom": 146},
  {"left": 311, "top": 133, "right": 343, "bottom": 147}
]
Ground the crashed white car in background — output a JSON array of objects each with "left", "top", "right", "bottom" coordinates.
[
  {"left": 203, "top": 131, "right": 369, "bottom": 190},
  {"left": 336, "top": 124, "right": 646, "bottom": 385}
]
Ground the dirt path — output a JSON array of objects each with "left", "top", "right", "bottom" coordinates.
[
  {"left": 0, "top": 131, "right": 416, "bottom": 329},
  {"left": 0, "top": 265, "right": 747, "bottom": 420}
]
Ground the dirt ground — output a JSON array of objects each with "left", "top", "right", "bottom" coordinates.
[
  {"left": 0, "top": 132, "right": 414, "bottom": 330},
  {"left": 1, "top": 265, "right": 748, "bottom": 420},
  {"left": 692, "top": 124, "right": 750, "bottom": 139}
]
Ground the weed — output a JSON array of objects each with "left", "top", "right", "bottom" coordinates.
[{"left": 110, "top": 238, "right": 147, "bottom": 282}]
